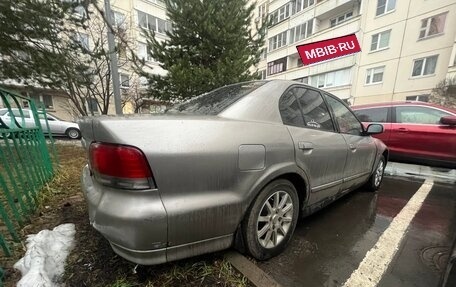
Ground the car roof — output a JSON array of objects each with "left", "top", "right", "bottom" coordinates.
[{"left": 352, "top": 101, "right": 456, "bottom": 114}]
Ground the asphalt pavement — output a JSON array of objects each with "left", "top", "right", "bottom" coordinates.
[{"left": 257, "top": 163, "right": 456, "bottom": 287}]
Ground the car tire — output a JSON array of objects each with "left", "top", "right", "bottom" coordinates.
[
  {"left": 365, "top": 155, "right": 386, "bottom": 192},
  {"left": 242, "top": 179, "right": 299, "bottom": 261},
  {"left": 66, "top": 128, "right": 81, "bottom": 140}
]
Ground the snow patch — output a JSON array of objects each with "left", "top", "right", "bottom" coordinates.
[{"left": 14, "top": 223, "right": 76, "bottom": 287}]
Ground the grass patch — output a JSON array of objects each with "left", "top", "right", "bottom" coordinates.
[{"left": 1, "top": 143, "right": 251, "bottom": 287}]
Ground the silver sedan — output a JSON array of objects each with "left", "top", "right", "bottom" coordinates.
[
  {"left": 0, "top": 108, "right": 81, "bottom": 139},
  {"left": 79, "top": 80, "right": 388, "bottom": 265}
]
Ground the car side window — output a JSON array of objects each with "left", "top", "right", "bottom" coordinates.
[
  {"left": 12, "top": 110, "right": 30, "bottom": 118},
  {"left": 395, "top": 106, "right": 451, "bottom": 124},
  {"left": 294, "top": 88, "right": 335, "bottom": 132},
  {"left": 324, "top": 94, "right": 363, "bottom": 135},
  {"left": 279, "top": 89, "right": 305, "bottom": 127},
  {"left": 354, "top": 107, "right": 388, "bottom": 123}
]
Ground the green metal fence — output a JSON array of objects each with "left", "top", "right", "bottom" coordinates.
[{"left": 0, "top": 86, "right": 57, "bottom": 257}]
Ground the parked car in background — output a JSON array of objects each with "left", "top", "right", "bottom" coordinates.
[
  {"left": 352, "top": 102, "right": 456, "bottom": 168},
  {"left": 79, "top": 80, "right": 388, "bottom": 265},
  {"left": 0, "top": 108, "right": 81, "bottom": 139}
]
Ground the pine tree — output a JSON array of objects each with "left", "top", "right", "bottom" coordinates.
[
  {"left": 0, "top": 0, "right": 90, "bottom": 87},
  {"left": 142, "top": 0, "right": 267, "bottom": 102}
]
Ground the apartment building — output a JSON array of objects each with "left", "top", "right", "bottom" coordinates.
[
  {"left": 0, "top": 0, "right": 170, "bottom": 120},
  {"left": 254, "top": 0, "right": 456, "bottom": 105}
]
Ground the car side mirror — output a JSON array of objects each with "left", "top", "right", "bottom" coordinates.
[
  {"left": 365, "top": 123, "right": 383, "bottom": 135},
  {"left": 440, "top": 116, "right": 456, "bottom": 126}
]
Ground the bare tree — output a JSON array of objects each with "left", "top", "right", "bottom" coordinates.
[
  {"left": 121, "top": 77, "right": 149, "bottom": 113},
  {"left": 429, "top": 77, "right": 456, "bottom": 109},
  {"left": 54, "top": 4, "right": 139, "bottom": 116}
]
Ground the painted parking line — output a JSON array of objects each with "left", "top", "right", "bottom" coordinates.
[{"left": 343, "top": 179, "right": 434, "bottom": 287}]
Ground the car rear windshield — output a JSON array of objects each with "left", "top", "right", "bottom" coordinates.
[{"left": 166, "top": 81, "right": 266, "bottom": 115}]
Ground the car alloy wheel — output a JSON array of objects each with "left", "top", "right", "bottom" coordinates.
[
  {"left": 374, "top": 159, "right": 384, "bottom": 187},
  {"left": 242, "top": 179, "right": 299, "bottom": 260},
  {"left": 365, "top": 155, "right": 386, "bottom": 192},
  {"left": 66, "top": 128, "right": 81, "bottom": 139},
  {"left": 257, "top": 190, "right": 293, "bottom": 249}
]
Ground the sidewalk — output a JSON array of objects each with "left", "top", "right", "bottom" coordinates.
[{"left": 385, "top": 161, "right": 456, "bottom": 184}]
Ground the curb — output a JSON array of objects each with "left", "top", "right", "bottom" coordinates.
[
  {"left": 385, "top": 162, "right": 456, "bottom": 183},
  {"left": 225, "top": 251, "right": 282, "bottom": 287}
]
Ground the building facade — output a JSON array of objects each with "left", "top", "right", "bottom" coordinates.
[
  {"left": 254, "top": 0, "right": 456, "bottom": 105},
  {"left": 1, "top": 0, "right": 170, "bottom": 120}
]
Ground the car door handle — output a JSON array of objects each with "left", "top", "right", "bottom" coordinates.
[
  {"left": 298, "top": 141, "right": 313, "bottom": 150},
  {"left": 349, "top": 144, "right": 357, "bottom": 151},
  {"left": 396, "top": 128, "right": 408, "bottom": 133}
]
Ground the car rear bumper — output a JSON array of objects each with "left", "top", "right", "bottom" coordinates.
[
  {"left": 81, "top": 165, "right": 168, "bottom": 262},
  {"left": 109, "top": 241, "right": 167, "bottom": 265}
]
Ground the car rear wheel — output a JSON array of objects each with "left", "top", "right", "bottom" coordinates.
[
  {"left": 242, "top": 179, "right": 299, "bottom": 260},
  {"left": 365, "top": 155, "right": 385, "bottom": 192},
  {"left": 66, "top": 128, "right": 81, "bottom": 139}
]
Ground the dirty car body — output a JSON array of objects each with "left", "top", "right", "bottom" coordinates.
[{"left": 79, "top": 80, "right": 388, "bottom": 265}]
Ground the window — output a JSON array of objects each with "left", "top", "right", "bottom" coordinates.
[
  {"left": 370, "top": 30, "right": 391, "bottom": 51},
  {"left": 310, "top": 69, "right": 351, "bottom": 88},
  {"left": 258, "top": 3, "right": 267, "bottom": 18},
  {"left": 11, "top": 109, "right": 30, "bottom": 118},
  {"left": 296, "top": 88, "right": 334, "bottom": 131},
  {"left": 395, "top": 106, "right": 451, "bottom": 124},
  {"left": 289, "top": 19, "right": 313, "bottom": 44},
  {"left": 259, "top": 70, "right": 267, "bottom": 80},
  {"left": 140, "top": 76, "right": 148, "bottom": 87},
  {"left": 137, "top": 11, "right": 171, "bottom": 34},
  {"left": 168, "top": 82, "right": 266, "bottom": 115},
  {"left": 419, "top": 13, "right": 447, "bottom": 39},
  {"left": 291, "top": 0, "right": 315, "bottom": 15},
  {"left": 412, "top": 55, "right": 438, "bottom": 77},
  {"left": 279, "top": 87, "right": 334, "bottom": 131},
  {"left": 354, "top": 107, "right": 388, "bottom": 122},
  {"left": 74, "top": 5, "right": 87, "bottom": 18},
  {"left": 268, "top": 31, "right": 287, "bottom": 51},
  {"left": 120, "top": 74, "right": 130, "bottom": 88},
  {"left": 376, "top": 0, "right": 396, "bottom": 16},
  {"left": 29, "top": 94, "right": 41, "bottom": 105},
  {"left": 324, "top": 94, "right": 362, "bottom": 135},
  {"left": 138, "top": 42, "right": 151, "bottom": 61},
  {"left": 294, "top": 77, "right": 308, "bottom": 84},
  {"left": 330, "top": 11, "right": 353, "bottom": 27},
  {"left": 365, "top": 66, "right": 384, "bottom": 84},
  {"left": 117, "top": 42, "right": 127, "bottom": 59},
  {"left": 111, "top": 11, "right": 126, "bottom": 31},
  {"left": 88, "top": 98, "right": 99, "bottom": 113},
  {"left": 43, "top": 95, "right": 53, "bottom": 109},
  {"left": 267, "top": 57, "right": 287, "bottom": 76},
  {"left": 77, "top": 33, "right": 89, "bottom": 50},
  {"left": 405, "top": 95, "right": 429, "bottom": 102},
  {"left": 269, "top": 3, "right": 290, "bottom": 26},
  {"left": 279, "top": 89, "right": 305, "bottom": 127},
  {"left": 260, "top": 48, "right": 267, "bottom": 60}
]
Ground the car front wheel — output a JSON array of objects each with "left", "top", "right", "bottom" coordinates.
[
  {"left": 66, "top": 128, "right": 81, "bottom": 140},
  {"left": 242, "top": 179, "right": 299, "bottom": 260},
  {"left": 365, "top": 155, "right": 386, "bottom": 192}
]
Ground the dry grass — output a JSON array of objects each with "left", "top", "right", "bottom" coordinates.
[{"left": 1, "top": 144, "right": 250, "bottom": 287}]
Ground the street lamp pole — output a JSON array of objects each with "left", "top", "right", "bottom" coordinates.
[{"left": 103, "top": 0, "right": 123, "bottom": 115}]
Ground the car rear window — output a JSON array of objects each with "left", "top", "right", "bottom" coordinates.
[
  {"left": 166, "top": 81, "right": 266, "bottom": 115},
  {"left": 354, "top": 107, "right": 388, "bottom": 122}
]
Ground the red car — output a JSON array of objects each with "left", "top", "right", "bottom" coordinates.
[{"left": 352, "top": 102, "right": 456, "bottom": 168}]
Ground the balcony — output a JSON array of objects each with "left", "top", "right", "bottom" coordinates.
[
  {"left": 288, "top": 17, "right": 361, "bottom": 55},
  {"left": 315, "top": 0, "right": 357, "bottom": 19}
]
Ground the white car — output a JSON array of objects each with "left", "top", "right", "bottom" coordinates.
[{"left": 0, "top": 108, "right": 81, "bottom": 139}]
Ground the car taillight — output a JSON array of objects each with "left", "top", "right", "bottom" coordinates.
[{"left": 89, "top": 142, "right": 155, "bottom": 190}]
